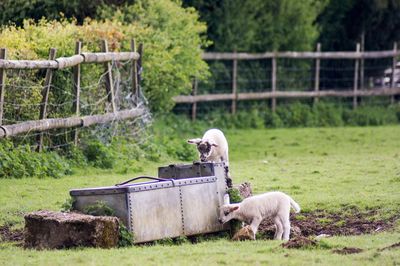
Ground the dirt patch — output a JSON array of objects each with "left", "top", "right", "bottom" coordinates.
[
  {"left": 282, "top": 236, "right": 317, "bottom": 249},
  {"left": 258, "top": 210, "right": 397, "bottom": 239},
  {"left": 378, "top": 242, "right": 400, "bottom": 251},
  {"left": 0, "top": 225, "right": 24, "bottom": 243},
  {"left": 332, "top": 247, "right": 363, "bottom": 255}
]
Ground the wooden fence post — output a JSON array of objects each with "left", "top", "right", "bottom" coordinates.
[
  {"left": 0, "top": 48, "right": 6, "bottom": 125},
  {"left": 101, "top": 40, "right": 116, "bottom": 113},
  {"left": 130, "top": 39, "right": 139, "bottom": 105},
  {"left": 73, "top": 41, "right": 82, "bottom": 146},
  {"left": 314, "top": 43, "right": 321, "bottom": 104},
  {"left": 391, "top": 42, "right": 398, "bottom": 104},
  {"left": 353, "top": 43, "right": 360, "bottom": 109},
  {"left": 191, "top": 78, "right": 198, "bottom": 121},
  {"left": 137, "top": 43, "right": 144, "bottom": 98},
  {"left": 231, "top": 52, "right": 238, "bottom": 114},
  {"left": 271, "top": 54, "right": 277, "bottom": 112},
  {"left": 37, "top": 48, "right": 57, "bottom": 151},
  {"left": 360, "top": 32, "right": 365, "bottom": 93}
]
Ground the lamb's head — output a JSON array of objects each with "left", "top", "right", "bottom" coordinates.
[
  {"left": 187, "top": 138, "right": 218, "bottom": 162},
  {"left": 218, "top": 204, "right": 239, "bottom": 224}
]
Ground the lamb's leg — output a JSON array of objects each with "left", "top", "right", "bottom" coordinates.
[
  {"left": 273, "top": 217, "right": 283, "bottom": 240},
  {"left": 224, "top": 164, "right": 233, "bottom": 188},
  {"left": 249, "top": 217, "right": 262, "bottom": 240},
  {"left": 280, "top": 214, "right": 291, "bottom": 241}
]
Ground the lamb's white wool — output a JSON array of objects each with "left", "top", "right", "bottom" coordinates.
[
  {"left": 187, "top": 128, "right": 229, "bottom": 166},
  {"left": 219, "top": 191, "right": 300, "bottom": 241}
]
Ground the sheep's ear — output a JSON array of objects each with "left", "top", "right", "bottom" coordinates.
[
  {"left": 230, "top": 206, "right": 239, "bottom": 212},
  {"left": 187, "top": 138, "right": 201, "bottom": 145},
  {"left": 208, "top": 140, "right": 219, "bottom": 147}
]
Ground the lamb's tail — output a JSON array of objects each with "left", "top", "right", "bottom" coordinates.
[{"left": 289, "top": 196, "right": 301, "bottom": 213}]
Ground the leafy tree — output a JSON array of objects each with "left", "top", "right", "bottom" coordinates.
[
  {"left": 317, "top": 0, "right": 400, "bottom": 51},
  {"left": 183, "top": 0, "right": 321, "bottom": 52},
  {"left": 0, "top": 0, "right": 134, "bottom": 26}
]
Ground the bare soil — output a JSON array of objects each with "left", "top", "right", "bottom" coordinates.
[
  {"left": 281, "top": 236, "right": 317, "bottom": 249},
  {"left": 378, "top": 242, "right": 400, "bottom": 251},
  {"left": 0, "top": 225, "right": 24, "bottom": 243},
  {"left": 258, "top": 210, "right": 398, "bottom": 239},
  {"left": 332, "top": 247, "right": 364, "bottom": 254}
]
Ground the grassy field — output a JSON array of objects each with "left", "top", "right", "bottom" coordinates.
[{"left": 1, "top": 125, "right": 399, "bottom": 265}]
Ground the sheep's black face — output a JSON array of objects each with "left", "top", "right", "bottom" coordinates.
[{"left": 198, "top": 142, "right": 211, "bottom": 161}]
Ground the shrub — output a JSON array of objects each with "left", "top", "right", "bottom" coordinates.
[
  {"left": 0, "top": 0, "right": 208, "bottom": 115},
  {"left": 0, "top": 140, "right": 71, "bottom": 179},
  {"left": 82, "top": 140, "right": 115, "bottom": 169}
]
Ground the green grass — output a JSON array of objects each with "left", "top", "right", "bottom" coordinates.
[{"left": 1, "top": 125, "right": 400, "bottom": 265}]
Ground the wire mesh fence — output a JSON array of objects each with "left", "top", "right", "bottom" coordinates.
[
  {"left": 173, "top": 44, "right": 400, "bottom": 119},
  {"left": 0, "top": 42, "right": 152, "bottom": 152}
]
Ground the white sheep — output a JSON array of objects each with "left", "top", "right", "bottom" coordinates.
[
  {"left": 187, "top": 128, "right": 229, "bottom": 165},
  {"left": 187, "top": 128, "right": 232, "bottom": 186},
  {"left": 219, "top": 191, "right": 301, "bottom": 241}
]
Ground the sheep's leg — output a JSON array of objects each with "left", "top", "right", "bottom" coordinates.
[
  {"left": 273, "top": 217, "right": 283, "bottom": 240},
  {"left": 223, "top": 163, "right": 233, "bottom": 188},
  {"left": 280, "top": 213, "right": 291, "bottom": 241},
  {"left": 249, "top": 217, "right": 262, "bottom": 240}
]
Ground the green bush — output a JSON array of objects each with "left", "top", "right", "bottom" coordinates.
[
  {"left": 0, "top": 140, "right": 71, "bottom": 179},
  {"left": 82, "top": 140, "right": 115, "bottom": 169},
  {"left": 0, "top": 0, "right": 208, "bottom": 115},
  {"left": 176, "top": 102, "right": 400, "bottom": 129}
]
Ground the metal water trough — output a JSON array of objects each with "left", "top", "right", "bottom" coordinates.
[{"left": 70, "top": 162, "right": 229, "bottom": 243}]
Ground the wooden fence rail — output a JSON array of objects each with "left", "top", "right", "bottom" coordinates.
[
  {"left": 0, "top": 39, "right": 144, "bottom": 150},
  {"left": 175, "top": 42, "right": 400, "bottom": 120}
]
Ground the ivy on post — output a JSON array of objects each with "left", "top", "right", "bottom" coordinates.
[
  {"left": 353, "top": 43, "right": 360, "bottom": 109},
  {"left": 101, "top": 40, "right": 116, "bottom": 113},
  {"left": 72, "top": 41, "right": 82, "bottom": 146},
  {"left": 130, "top": 39, "right": 139, "bottom": 106},
  {"left": 0, "top": 48, "right": 6, "bottom": 126},
  {"left": 37, "top": 48, "right": 57, "bottom": 152}
]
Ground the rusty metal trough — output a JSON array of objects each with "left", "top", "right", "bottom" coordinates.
[{"left": 70, "top": 162, "right": 229, "bottom": 243}]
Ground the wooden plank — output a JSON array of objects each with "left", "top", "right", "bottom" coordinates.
[
  {"left": 174, "top": 93, "right": 235, "bottom": 103},
  {"left": 81, "top": 52, "right": 139, "bottom": 63},
  {"left": 231, "top": 57, "right": 238, "bottom": 114},
  {"left": 353, "top": 43, "right": 360, "bottom": 109},
  {"left": 202, "top": 50, "right": 400, "bottom": 60},
  {"left": 73, "top": 41, "right": 82, "bottom": 146},
  {"left": 314, "top": 43, "right": 321, "bottom": 104},
  {"left": 101, "top": 40, "right": 116, "bottom": 113},
  {"left": 0, "top": 109, "right": 144, "bottom": 138},
  {"left": 173, "top": 88, "right": 400, "bottom": 103},
  {"left": 0, "top": 52, "right": 139, "bottom": 70},
  {"left": 271, "top": 55, "right": 277, "bottom": 112},
  {"left": 37, "top": 48, "right": 57, "bottom": 151},
  {"left": 56, "top": 55, "right": 84, "bottom": 69},
  {"left": 391, "top": 42, "right": 398, "bottom": 104},
  {"left": 0, "top": 60, "right": 59, "bottom": 69},
  {"left": 130, "top": 39, "right": 139, "bottom": 104},
  {"left": 191, "top": 78, "right": 198, "bottom": 121},
  {"left": 0, "top": 48, "right": 6, "bottom": 125}
]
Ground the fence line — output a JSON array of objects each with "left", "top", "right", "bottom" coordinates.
[
  {"left": 0, "top": 39, "right": 144, "bottom": 151},
  {"left": 174, "top": 42, "right": 400, "bottom": 120}
]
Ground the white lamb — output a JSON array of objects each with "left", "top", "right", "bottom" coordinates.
[
  {"left": 219, "top": 191, "right": 301, "bottom": 241},
  {"left": 187, "top": 128, "right": 229, "bottom": 165}
]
